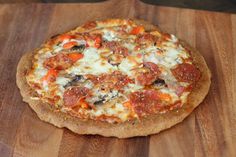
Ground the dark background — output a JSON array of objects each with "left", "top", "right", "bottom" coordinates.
[{"left": 1, "top": 0, "right": 236, "bottom": 13}]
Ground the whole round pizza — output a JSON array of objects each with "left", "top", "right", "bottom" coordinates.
[{"left": 16, "top": 19, "right": 211, "bottom": 138}]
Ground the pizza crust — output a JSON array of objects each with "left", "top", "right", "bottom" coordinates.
[{"left": 16, "top": 19, "right": 211, "bottom": 138}]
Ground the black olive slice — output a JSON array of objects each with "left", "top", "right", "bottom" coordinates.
[
  {"left": 64, "top": 75, "right": 83, "bottom": 88},
  {"left": 153, "top": 79, "right": 165, "bottom": 86},
  {"left": 108, "top": 58, "right": 120, "bottom": 66},
  {"left": 73, "top": 75, "right": 83, "bottom": 82},
  {"left": 94, "top": 98, "right": 105, "bottom": 105},
  {"left": 70, "top": 45, "right": 85, "bottom": 52}
]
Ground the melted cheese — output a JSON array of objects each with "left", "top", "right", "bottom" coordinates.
[
  {"left": 144, "top": 45, "right": 188, "bottom": 68},
  {"left": 118, "top": 55, "right": 142, "bottom": 77},
  {"left": 67, "top": 48, "right": 117, "bottom": 75},
  {"left": 89, "top": 102, "right": 131, "bottom": 122},
  {"left": 159, "top": 88, "right": 179, "bottom": 103},
  {"left": 103, "top": 29, "right": 117, "bottom": 41},
  {"left": 124, "top": 83, "right": 144, "bottom": 94},
  {"left": 56, "top": 77, "right": 70, "bottom": 87}
]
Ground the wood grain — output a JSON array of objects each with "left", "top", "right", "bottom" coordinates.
[{"left": 0, "top": 1, "right": 236, "bottom": 156}]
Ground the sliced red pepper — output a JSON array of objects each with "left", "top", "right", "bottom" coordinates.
[
  {"left": 130, "top": 26, "right": 145, "bottom": 35},
  {"left": 94, "top": 36, "right": 102, "bottom": 48},
  {"left": 57, "top": 34, "right": 74, "bottom": 42},
  {"left": 123, "top": 101, "right": 132, "bottom": 108},
  {"left": 79, "top": 98, "right": 90, "bottom": 109},
  {"left": 67, "top": 53, "right": 84, "bottom": 62},
  {"left": 63, "top": 41, "right": 77, "bottom": 49},
  {"left": 42, "top": 69, "right": 58, "bottom": 82}
]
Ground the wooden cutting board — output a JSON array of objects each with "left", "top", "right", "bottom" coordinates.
[{"left": 0, "top": 1, "right": 236, "bottom": 157}]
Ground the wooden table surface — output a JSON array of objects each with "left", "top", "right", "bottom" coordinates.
[{"left": 0, "top": 0, "right": 236, "bottom": 157}]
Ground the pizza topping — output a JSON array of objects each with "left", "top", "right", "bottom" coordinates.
[
  {"left": 63, "top": 86, "right": 90, "bottom": 107},
  {"left": 129, "top": 90, "right": 162, "bottom": 116},
  {"left": 87, "top": 71, "right": 134, "bottom": 91},
  {"left": 26, "top": 19, "right": 202, "bottom": 123},
  {"left": 136, "top": 62, "right": 161, "bottom": 85},
  {"left": 56, "top": 34, "right": 75, "bottom": 43},
  {"left": 135, "top": 33, "right": 157, "bottom": 46},
  {"left": 43, "top": 53, "right": 73, "bottom": 70},
  {"left": 118, "top": 55, "right": 143, "bottom": 77},
  {"left": 84, "top": 33, "right": 102, "bottom": 48},
  {"left": 153, "top": 78, "right": 166, "bottom": 87},
  {"left": 63, "top": 41, "right": 77, "bottom": 49},
  {"left": 89, "top": 90, "right": 119, "bottom": 105},
  {"left": 129, "top": 90, "right": 180, "bottom": 116},
  {"left": 162, "top": 33, "right": 172, "bottom": 41},
  {"left": 130, "top": 26, "right": 145, "bottom": 35},
  {"left": 94, "top": 35, "right": 102, "bottom": 48},
  {"left": 43, "top": 52, "right": 84, "bottom": 71},
  {"left": 102, "top": 41, "right": 129, "bottom": 57},
  {"left": 171, "top": 63, "right": 201, "bottom": 83},
  {"left": 41, "top": 69, "right": 58, "bottom": 83},
  {"left": 102, "top": 29, "right": 118, "bottom": 41},
  {"left": 103, "top": 41, "right": 129, "bottom": 65},
  {"left": 94, "top": 98, "right": 106, "bottom": 105},
  {"left": 136, "top": 71, "right": 156, "bottom": 86},
  {"left": 63, "top": 75, "right": 85, "bottom": 88},
  {"left": 67, "top": 53, "right": 84, "bottom": 62},
  {"left": 144, "top": 62, "right": 160, "bottom": 74},
  {"left": 67, "top": 47, "right": 117, "bottom": 75},
  {"left": 70, "top": 44, "right": 86, "bottom": 52},
  {"left": 82, "top": 21, "right": 97, "bottom": 29}
]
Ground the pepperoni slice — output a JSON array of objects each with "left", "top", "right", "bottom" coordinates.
[
  {"left": 102, "top": 41, "right": 129, "bottom": 57},
  {"left": 144, "top": 62, "right": 160, "bottom": 74},
  {"left": 171, "top": 63, "right": 201, "bottom": 83},
  {"left": 137, "top": 72, "right": 157, "bottom": 86},
  {"left": 129, "top": 90, "right": 162, "bottom": 116},
  {"left": 135, "top": 33, "right": 157, "bottom": 45},
  {"left": 43, "top": 53, "right": 73, "bottom": 70},
  {"left": 87, "top": 71, "right": 134, "bottom": 91},
  {"left": 84, "top": 33, "right": 102, "bottom": 48},
  {"left": 82, "top": 21, "right": 97, "bottom": 29},
  {"left": 129, "top": 90, "right": 179, "bottom": 116},
  {"left": 136, "top": 62, "right": 161, "bottom": 85},
  {"left": 161, "top": 33, "right": 172, "bottom": 41},
  {"left": 63, "top": 87, "right": 90, "bottom": 107}
]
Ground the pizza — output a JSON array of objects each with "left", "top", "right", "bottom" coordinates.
[{"left": 16, "top": 19, "right": 211, "bottom": 138}]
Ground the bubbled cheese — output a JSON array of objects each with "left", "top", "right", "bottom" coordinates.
[
  {"left": 118, "top": 55, "right": 143, "bottom": 77},
  {"left": 67, "top": 48, "right": 117, "bottom": 75}
]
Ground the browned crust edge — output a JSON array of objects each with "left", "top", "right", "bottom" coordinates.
[{"left": 16, "top": 19, "right": 211, "bottom": 138}]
